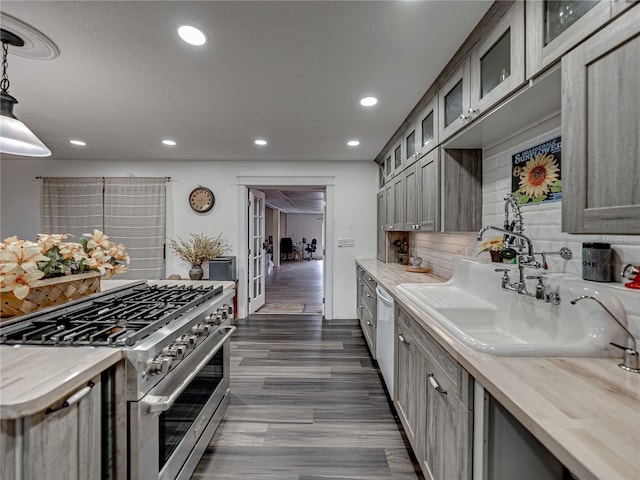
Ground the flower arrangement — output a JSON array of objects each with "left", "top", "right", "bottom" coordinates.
[
  {"left": 477, "top": 236, "right": 505, "bottom": 254},
  {"left": 0, "top": 230, "right": 129, "bottom": 300},
  {"left": 169, "top": 233, "right": 230, "bottom": 268}
]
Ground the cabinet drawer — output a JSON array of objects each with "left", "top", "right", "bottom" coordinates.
[
  {"left": 398, "top": 307, "right": 471, "bottom": 406},
  {"left": 362, "top": 271, "right": 377, "bottom": 293},
  {"left": 360, "top": 302, "right": 376, "bottom": 356},
  {"left": 361, "top": 283, "right": 376, "bottom": 317}
]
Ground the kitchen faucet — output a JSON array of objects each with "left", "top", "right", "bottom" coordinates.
[
  {"left": 571, "top": 295, "right": 640, "bottom": 373},
  {"left": 477, "top": 194, "right": 560, "bottom": 304}
]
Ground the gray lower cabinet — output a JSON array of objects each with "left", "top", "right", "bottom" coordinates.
[
  {"left": 562, "top": 5, "right": 640, "bottom": 234},
  {"left": 356, "top": 265, "right": 377, "bottom": 357},
  {"left": 396, "top": 306, "right": 473, "bottom": 480},
  {"left": 1, "top": 374, "right": 103, "bottom": 480}
]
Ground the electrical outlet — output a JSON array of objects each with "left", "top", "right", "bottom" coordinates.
[{"left": 338, "top": 238, "right": 355, "bottom": 247}]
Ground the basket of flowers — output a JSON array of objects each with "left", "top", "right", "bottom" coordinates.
[
  {"left": 477, "top": 236, "right": 505, "bottom": 262},
  {"left": 0, "top": 230, "right": 129, "bottom": 318}
]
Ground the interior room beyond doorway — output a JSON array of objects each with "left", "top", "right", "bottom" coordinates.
[{"left": 257, "top": 188, "right": 325, "bottom": 315}]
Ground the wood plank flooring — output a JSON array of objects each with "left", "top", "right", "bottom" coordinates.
[
  {"left": 192, "top": 315, "right": 423, "bottom": 479},
  {"left": 257, "top": 259, "right": 324, "bottom": 315}
]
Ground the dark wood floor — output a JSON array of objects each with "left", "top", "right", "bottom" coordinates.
[
  {"left": 192, "top": 315, "right": 423, "bottom": 479},
  {"left": 257, "top": 259, "right": 324, "bottom": 314}
]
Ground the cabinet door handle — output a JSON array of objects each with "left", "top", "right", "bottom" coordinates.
[
  {"left": 428, "top": 373, "right": 447, "bottom": 395},
  {"left": 366, "top": 320, "right": 372, "bottom": 326},
  {"left": 359, "top": 281, "right": 364, "bottom": 286},
  {"left": 366, "top": 293, "right": 373, "bottom": 298},
  {"left": 398, "top": 334, "right": 409, "bottom": 346},
  {"left": 45, "top": 381, "right": 95, "bottom": 415}
]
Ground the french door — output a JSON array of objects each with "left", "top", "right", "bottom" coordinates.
[{"left": 248, "top": 189, "right": 266, "bottom": 314}]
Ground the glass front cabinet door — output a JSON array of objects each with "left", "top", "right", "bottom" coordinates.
[
  {"left": 404, "top": 124, "right": 418, "bottom": 167},
  {"left": 526, "top": 0, "right": 612, "bottom": 77},
  {"left": 392, "top": 139, "right": 404, "bottom": 176},
  {"left": 470, "top": 0, "right": 524, "bottom": 114},
  {"left": 438, "top": 58, "right": 471, "bottom": 141},
  {"left": 416, "top": 97, "right": 439, "bottom": 158}
]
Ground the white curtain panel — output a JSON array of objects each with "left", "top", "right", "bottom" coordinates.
[
  {"left": 41, "top": 177, "right": 166, "bottom": 280},
  {"left": 41, "top": 177, "right": 103, "bottom": 235},
  {"left": 104, "top": 177, "right": 166, "bottom": 279}
]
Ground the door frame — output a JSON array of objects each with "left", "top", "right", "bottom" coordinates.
[{"left": 237, "top": 176, "right": 334, "bottom": 319}]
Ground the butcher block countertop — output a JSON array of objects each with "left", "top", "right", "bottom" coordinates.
[
  {"left": 357, "top": 258, "right": 640, "bottom": 480},
  {"left": 0, "top": 346, "right": 122, "bottom": 419}
]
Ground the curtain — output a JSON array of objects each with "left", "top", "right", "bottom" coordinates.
[
  {"left": 41, "top": 177, "right": 166, "bottom": 280},
  {"left": 104, "top": 178, "right": 166, "bottom": 279},
  {"left": 41, "top": 177, "right": 103, "bottom": 235}
]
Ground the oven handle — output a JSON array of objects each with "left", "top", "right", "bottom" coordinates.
[{"left": 142, "top": 326, "right": 236, "bottom": 413}]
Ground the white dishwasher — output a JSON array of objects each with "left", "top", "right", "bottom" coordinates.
[{"left": 376, "top": 285, "right": 395, "bottom": 398}]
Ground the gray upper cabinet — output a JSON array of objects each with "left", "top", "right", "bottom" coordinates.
[
  {"left": 404, "top": 163, "right": 419, "bottom": 231},
  {"left": 417, "top": 97, "right": 439, "bottom": 158},
  {"left": 377, "top": 191, "right": 386, "bottom": 261},
  {"left": 384, "top": 180, "right": 394, "bottom": 231},
  {"left": 441, "top": 148, "right": 482, "bottom": 232},
  {"left": 377, "top": 161, "right": 386, "bottom": 191},
  {"left": 392, "top": 173, "right": 405, "bottom": 231},
  {"left": 404, "top": 123, "right": 419, "bottom": 167},
  {"left": 526, "top": 0, "right": 612, "bottom": 77},
  {"left": 438, "top": 59, "right": 471, "bottom": 141},
  {"left": 417, "top": 149, "right": 439, "bottom": 232},
  {"left": 470, "top": 0, "right": 525, "bottom": 115},
  {"left": 562, "top": 5, "right": 640, "bottom": 234},
  {"left": 384, "top": 150, "right": 393, "bottom": 182}
]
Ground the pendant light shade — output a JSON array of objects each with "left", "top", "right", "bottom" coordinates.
[
  {"left": 1, "top": 28, "right": 51, "bottom": 157},
  {"left": 1, "top": 92, "right": 51, "bottom": 156}
]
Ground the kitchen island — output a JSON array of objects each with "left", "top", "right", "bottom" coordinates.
[{"left": 357, "top": 258, "right": 640, "bottom": 480}]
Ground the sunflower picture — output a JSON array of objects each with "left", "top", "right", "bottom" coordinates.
[{"left": 511, "top": 136, "right": 562, "bottom": 205}]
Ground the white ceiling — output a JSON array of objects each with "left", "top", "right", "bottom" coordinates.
[
  {"left": 0, "top": 1, "right": 492, "bottom": 163},
  {"left": 263, "top": 188, "right": 325, "bottom": 214}
]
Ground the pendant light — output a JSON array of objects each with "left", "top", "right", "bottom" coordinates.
[{"left": 0, "top": 28, "right": 51, "bottom": 157}]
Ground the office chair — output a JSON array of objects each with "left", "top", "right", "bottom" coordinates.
[
  {"left": 305, "top": 238, "right": 317, "bottom": 260},
  {"left": 280, "top": 237, "right": 294, "bottom": 261}
]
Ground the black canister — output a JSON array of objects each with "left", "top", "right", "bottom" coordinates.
[{"left": 582, "top": 243, "right": 611, "bottom": 282}]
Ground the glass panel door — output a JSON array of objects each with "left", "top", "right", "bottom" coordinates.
[
  {"left": 444, "top": 80, "right": 463, "bottom": 128},
  {"left": 480, "top": 29, "right": 511, "bottom": 98},
  {"left": 544, "top": 0, "right": 599, "bottom": 45}
]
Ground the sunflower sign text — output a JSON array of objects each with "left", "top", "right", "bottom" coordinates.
[{"left": 511, "top": 136, "right": 561, "bottom": 205}]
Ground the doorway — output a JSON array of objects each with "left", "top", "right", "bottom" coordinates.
[
  {"left": 257, "top": 189, "right": 325, "bottom": 314},
  {"left": 236, "top": 176, "right": 334, "bottom": 320}
]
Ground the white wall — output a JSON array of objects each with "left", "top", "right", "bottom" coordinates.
[
  {"left": 0, "top": 159, "right": 377, "bottom": 319},
  {"left": 284, "top": 213, "right": 324, "bottom": 259}
]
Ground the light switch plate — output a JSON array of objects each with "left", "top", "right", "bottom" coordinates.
[{"left": 338, "top": 238, "right": 355, "bottom": 247}]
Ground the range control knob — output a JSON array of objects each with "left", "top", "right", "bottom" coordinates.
[
  {"left": 148, "top": 355, "right": 172, "bottom": 376},
  {"left": 217, "top": 308, "right": 228, "bottom": 321},
  {"left": 192, "top": 323, "right": 212, "bottom": 336},
  {"left": 223, "top": 303, "right": 234, "bottom": 318},
  {"left": 176, "top": 334, "right": 197, "bottom": 349},
  {"left": 162, "top": 343, "right": 186, "bottom": 360},
  {"left": 205, "top": 313, "right": 222, "bottom": 325}
]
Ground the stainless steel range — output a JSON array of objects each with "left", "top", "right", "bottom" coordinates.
[{"left": 0, "top": 281, "right": 236, "bottom": 480}]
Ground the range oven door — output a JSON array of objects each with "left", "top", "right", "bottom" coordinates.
[{"left": 130, "top": 325, "right": 235, "bottom": 480}]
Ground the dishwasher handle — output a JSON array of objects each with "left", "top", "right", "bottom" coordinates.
[{"left": 376, "top": 286, "right": 394, "bottom": 306}]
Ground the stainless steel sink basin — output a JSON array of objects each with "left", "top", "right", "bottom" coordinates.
[{"left": 396, "top": 259, "right": 626, "bottom": 356}]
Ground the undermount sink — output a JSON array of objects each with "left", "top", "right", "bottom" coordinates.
[{"left": 396, "top": 259, "right": 626, "bottom": 356}]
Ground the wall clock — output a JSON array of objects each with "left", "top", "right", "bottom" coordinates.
[{"left": 189, "top": 186, "right": 215, "bottom": 213}]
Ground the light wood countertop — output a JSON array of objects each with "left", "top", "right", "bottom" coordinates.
[
  {"left": 0, "top": 346, "right": 122, "bottom": 419},
  {"left": 356, "top": 258, "right": 640, "bottom": 480}
]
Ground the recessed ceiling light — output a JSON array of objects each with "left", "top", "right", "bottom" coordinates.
[
  {"left": 69, "top": 140, "right": 86, "bottom": 146},
  {"left": 254, "top": 139, "right": 267, "bottom": 146},
  {"left": 178, "top": 25, "right": 207, "bottom": 46},
  {"left": 347, "top": 140, "right": 360, "bottom": 147},
  {"left": 360, "top": 96, "right": 378, "bottom": 107},
  {"left": 162, "top": 139, "right": 177, "bottom": 146}
]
